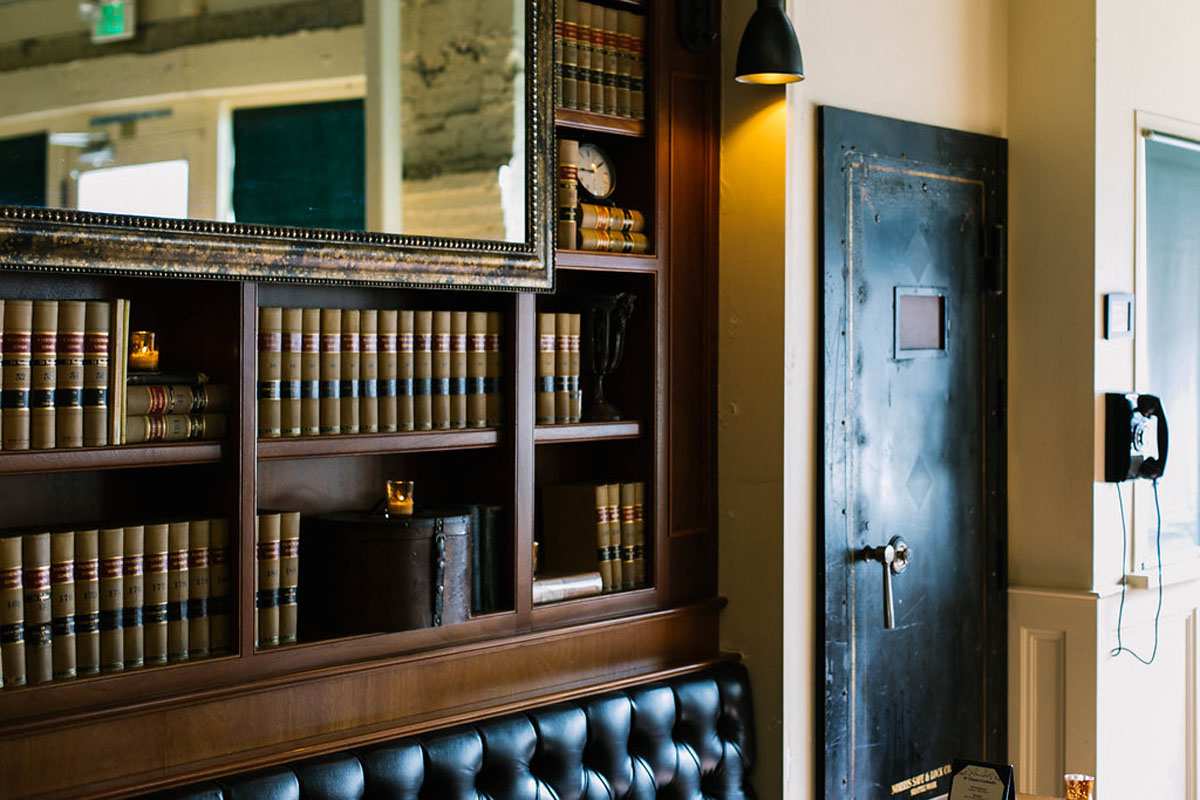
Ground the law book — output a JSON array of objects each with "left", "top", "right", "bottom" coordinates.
[
  {"left": 633, "top": 481, "right": 646, "bottom": 587},
  {"left": 0, "top": 535, "right": 25, "bottom": 687},
  {"left": 142, "top": 523, "right": 169, "bottom": 667},
  {"left": 536, "top": 313, "right": 557, "bottom": 424},
  {"left": 554, "top": 0, "right": 565, "bottom": 105},
  {"left": 82, "top": 300, "right": 110, "bottom": 447},
  {"left": 540, "top": 482, "right": 613, "bottom": 590},
  {"left": 574, "top": 1, "right": 593, "bottom": 112},
  {"left": 319, "top": 308, "right": 342, "bottom": 435},
  {"left": 279, "top": 511, "right": 300, "bottom": 645},
  {"left": 555, "top": 313, "right": 571, "bottom": 423},
  {"left": 467, "top": 311, "right": 488, "bottom": 428},
  {"left": 50, "top": 530, "right": 76, "bottom": 681},
  {"left": 125, "top": 370, "right": 209, "bottom": 386},
  {"left": 256, "top": 513, "right": 281, "bottom": 648},
  {"left": 300, "top": 308, "right": 321, "bottom": 436},
  {"left": 98, "top": 526, "right": 124, "bottom": 673},
  {"left": 615, "top": 10, "right": 634, "bottom": 118},
  {"left": 110, "top": 298, "right": 129, "bottom": 445},
  {"left": 121, "top": 524, "right": 145, "bottom": 670},
  {"left": 562, "top": 0, "right": 580, "bottom": 110},
  {"left": 619, "top": 482, "right": 636, "bottom": 590},
  {"left": 532, "top": 571, "right": 604, "bottom": 605},
  {"left": 56, "top": 300, "right": 86, "bottom": 449},
  {"left": 208, "top": 518, "right": 231, "bottom": 654},
  {"left": 3, "top": 299, "right": 33, "bottom": 450},
  {"left": 569, "top": 314, "right": 582, "bottom": 422},
  {"left": 124, "top": 413, "right": 227, "bottom": 443},
  {"left": 413, "top": 310, "right": 433, "bottom": 431},
  {"left": 378, "top": 310, "right": 399, "bottom": 432},
  {"left": 557, "top": 138, "right": 579, "bottom": 250},
  {"left": 450, "top": 311, "right": 468, "bottom": 429},
  {"left": 585, "top": 2, "right": 606, "bottom": 112},
  {"left": 280, "top": 307, "right": 304, "bottom": 437},
  {"left": 31, "top": 300, "right": 58, "bottom": 449},
  {"left": 486, "top": 312, "right": 504, "bottom": 427},
  {"left": 360, "top": 308, "right": 379, "bottom": 434},
  {"left": 125, "top": 384, "right": 231, "bottom": 416},
  {"left": 339, "top": 309, "right": 361, "bottom": 434},
  {"left": 22, "top": 531, "right": 52, "bottom": 684},
  {"left": 577, "top": 229, "right": 651, "bottom": 254},
  {"left": 432, "top": 310, "right": 452, "bottom": 430},
  {"left": 74, "top": 528, "right": 100, "bottom": 676},
  {"left": 630, "top": 12, "right": 645, "bottom": 121},
  {"left": 579, "top": 203, "right": 646, "bottom": 233},
  {"left": 257, "top": 306, "right": 282, "bottom": 439},
  {"left": 398, "top": 309, "right": 416, "bottom": 431},
  {"left": 186, "top": 518, "right": 210, "bottom": 659},
  {"left": 166, "top": 521, "right": 189, "bottom": 662},
  {"left": 603, "top": 6, "right": 620, "bottom": 115}
]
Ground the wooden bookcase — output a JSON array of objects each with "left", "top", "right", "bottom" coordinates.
[{"left": 0, "top": 2, "right": 720, "bottom": 797}]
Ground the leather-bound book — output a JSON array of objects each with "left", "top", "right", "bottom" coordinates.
[
  {"left": 562, "top": 0, "right": 580, "bottom": 110},
  {"left": 616, "top": 10, "right": 634, "bottom": 118},
  {"left": 605, "top": 483, "right": 621, "bottom": 590},
  {"left": 413, "top": 310, "right": 433, "bottom": 431},
  {"left": 603, "top": 6, "right": 620, "bottom": 115},
  {"left": 208, "top": 518, "right": 231, "bottom": 654},
  {"left": 257, "top": 306, "right": 282, "bottom": 439},
  {"left": 554, "top": 0, "right": 564, "bottom": 104},
  {"left": 125, "top": 384, "right": 230, "bottom": 416},
  {"left": 98, "top": 527, "right": 124, "bottom": 673},
  {"left": 319, "top": 308, "right": 342, "bottom": 435},
  {"left": 398, "top": 310, "right": 416, "bottom": 431},
  {"left": 166, "top": 521, "right": 189, "bottom": 663},
  {"left": 30, "top": 300, "right": 58, "bottom": 449},
  {"left": 3, "top": 299, "right": 33, "bottom": 450},
  {"left": 569, "top": 314, "right": 582, "bottom": 422},
  {"left": 486, "top": 312, "right": 504, "bottom": 427},
  {"left": 256, "top": 513, "right": 281, "bottom": 648},
  {"left": 467, "top": 312, "right": 488, "bottom": 428},
  {"left": 125, "top": 413, "right": 227, "bottom": 443},
  {"left": 557, "top": 138, "right": 579, "bottom": 251},
  {"left": 82, "top": 300, "right": 110, "bottom": 447},
  {"left": 50, "top": 530, "right": 76, "bottom": 681},
  {"left": 579, "top": 203, "right": 646, "bottom": 233},
  {"left": 619, "top": 482, "right": 636, "bottom": 590},
  {"left": 300, "top": 308, "right": 321, "bottom": 436},
  {"left": 630, "top": 12, "right": 645, "bottom": 120},
  {"left": 574, "top": 1, "right": 593, "bottom": 112},
  {"left": 121, "top": 525, "right": 144, "bottom": 670},
  {"left": 378, "top": 309, "right": 399, "bottom": 432},
  {"left": 110, "top": 299, "right": 129, "bottom": 445},
  {"left": 633, "top": 481, "right": 646, "bottom": 587},
  {"left": 74, "top": 528, "right": 99, "bottom": 676},
  {"left": 536, "top": 313, "right": 557, "bottom": 425},
  {"left": 359, "top": 309, "right": 379, "bottom": 434},
  {"left": 142, "top": 523, "right": 169, "bottom": 667},
  {"left": 0, "top": 535, "right": 25, "bottom": 687},
  {"left": 280, "top": 307, "right": 303, "bottom": 437},
  {"left": 587, "top": 2, "right": 606, "bottom": 111},
  {"left": 187, "top": 519, "right": 210, "bottom": 659},
  {"left": 339, "top": 309, "right": 361, "bottom": 435},
  {"left": 22, "top": 531, "right": 52, "bottom": 683},
  {"left": 532, "top": 571, "right": 603, "bottom": 605},
  {"left": 555, "top": 313, "right": 571, "bottom": 423},
  {"left": 56, "top": 301, "right": 86, "bottom": 449},
  {"left": 450, "top": 311, "right": 468, "bottom": 429},
  {"left": 577, "top": 229, "right": 650, "bottom": 254},
  {"left": 279, "top": 511, "right": 300, "bottom": 645},
  {"left": 432, "top": 310, "right": 451, "bottom": 430}
]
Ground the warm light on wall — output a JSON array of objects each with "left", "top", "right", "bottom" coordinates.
[{"left": 734, "top": 0, "right": 804, "bottom": 84}]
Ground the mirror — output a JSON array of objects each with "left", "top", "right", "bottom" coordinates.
[{"left": 0, "top": 0, "right": 553, "bottom": 288}]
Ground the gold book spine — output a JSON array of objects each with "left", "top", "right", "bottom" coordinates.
[
  {"left": 619, "top": 482, "right": 636, "bottom": 590},
  {"left": 450, "top": 311, "right": 468, "bottom": 429},
  {"left": 537, "top": 313, "right": 557, "bottom": 424},
  {"left": 279, "top": 511, "right": 300, "bottom": 645},
  {"left": 300, "top": 308, "right": 321, "bottom": 436},
  {"left": 3, "top": 299, "right": 33, "bottom": 450},
  {"left": 257, "top": 306, "right": 282, "bottom": 438},
  {"left": 256, "top": 513, "right": 281, "bottom": 648},
  {"left": 50, "top": 530, "right": 76, "bottom": 680},
  {"left": 555, "top": 313, "right": 571, "bottom": 424},
  {"left": 319, "top": 308, "right": 342, "bottom": 435},
  {"left": 588, "top": 2, "right": 606, "bottom": 111},
  {"left": 124, "top": 413, "right": 227, "bottom": 443},
  {"left": 603, "top": 7, "right": 620, "bottom": 115},
  {"left": 554, "top": 0, "right": 565, "bottom": 105},
  {"left": 633, "top": 481, "right": 646, "bottom": 588},
  {"left": 557, "top": 138, "right": 579, "bottom": 251},
  {"left": 74, "top": 529, "right": 99, "bottom": 676},
  {"left": 359, "top": 309, "right": 379, "bottom": 434},
  {"left": 606, "top": 483, "right": 621, "bottom": 591},
  {"left": 280, "top": 307, "right": 304, "bottom": 437},
  {"left": 399, "top": 310, "right": 416, "bottom": 431},
  {"left": 208, "top": 518, "right": 231, "bottom": 654},
  {"left": 413, "top": 310, "right": 433, "bottom": 431},
  {"left": 569, "top": 314, "right": 582, "bottom": 422},
  {"left": 22, "top": 532, "right": 52, "bottom": 684},
  {"left": 98, "top": 527, "right": 124, "bottom": 673},
  {"left": 166, "top": 521, "right": 189, "bottom": 663},
  {"left": 467, "top": 312, "right": 488, "bottom": 428},
  {"left": 578, "top": 203, "right": 646, "bottom": 233},
  {"left": 577, "top": 229, "right": 650, "bottom": 254},
  {"left": 125, "top": 384, "right": 231, "bottom": 416},
  {"left": 339, "top": 309, "right": 361, "bottom": 434},
  {"left": 575, "top": 1, "right": 592, "bottom": 112},
  {"left": 378, "top": 310, "right": 399, "bottom": 432},
  {"left": 82, "top": 301, "right": 110, "bottom": 447},
  {"left": 593, "top": 484, "right": 615, "bottom": 592},
  {"left": 486, "top": 312, "right": 504, "bottom": 427},
  {"left": 562, "top": 0, "right": 580, "bottom": 110},
  {"left": 142, "top": 523, "right": 169, "bottom": 666},
  {"left": 187, "top": 519, "right": 210, "bottom": 658},
  {"left": 56, "top": 301, "right": 86, "bottom": 449},
  {"left": 432, "top": 310, "right": 452, "bottom": 430},
  {"left": 121, "top": 525, "right": 144, "bottom": 670},
  {"left": 0, "top": 536, "right": 25, "bottom": 687},
  {"left": 630, "top": 12, "right": 645, "bottom": 121},
  {"left": 616, "top": 10, "right": 634, "bottom": 119},
  {"left": 31, "top": 300, "right": 58, "bottom": 450}
]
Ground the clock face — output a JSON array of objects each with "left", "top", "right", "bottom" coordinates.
[{"left": 577, "top": 142, "right": 615, "bottom": 201}]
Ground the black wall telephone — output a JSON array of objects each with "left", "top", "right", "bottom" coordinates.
[{"left": 1104, "top": 393, "right": 1169, "bottom": 482}]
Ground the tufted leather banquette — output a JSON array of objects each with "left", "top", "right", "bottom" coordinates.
[{"left": 150, "top": 663, "right": 755, "bottom": 800}]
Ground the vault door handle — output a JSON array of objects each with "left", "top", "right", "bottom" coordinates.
[{"left": 861, "top": 536, "right": 911, "bottom": 630}]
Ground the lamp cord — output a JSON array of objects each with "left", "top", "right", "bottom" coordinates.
[{"left": 1111, "top": 479, "right": 1163, "bottom": 665}]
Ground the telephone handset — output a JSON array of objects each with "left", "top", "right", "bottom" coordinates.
[{"left": 1104, "top": 392, "right": 1169, "bottom": 482}]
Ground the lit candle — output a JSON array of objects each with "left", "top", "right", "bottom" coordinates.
[
  {"left": 129, "top": 330, "right": 159, "bottom": 371},
  {"left": 386, "top": 480, "right": 414, "bottom": 517}
]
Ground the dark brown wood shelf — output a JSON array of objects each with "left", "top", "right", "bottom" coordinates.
[
  {"left": 258, "top": 429, "right": 501, "bottom": 460},
  {"left": 556, "top": 249, "right": 660, "bottom": 273},
  {"left": 535, "top": 420, "right": 642, "bottom": 443},
  {"left": 0, "top": 441, "right": 225, "bottom": 475},
  {"left": 555, "top": 108, "right": 645, "bottom": 137}
]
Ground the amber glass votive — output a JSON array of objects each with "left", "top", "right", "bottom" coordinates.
[
  {"left": 1064, "top": 774, "right": 1094, "bottom": 800},
  {"left": 386, "top": 480, "right": 414, "bottom": 517},
  {"left": 129, "top": 330, "right": 159, "bottom": 371}
]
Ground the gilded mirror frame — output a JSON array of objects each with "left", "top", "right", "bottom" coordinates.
[{"left": 0, "top": 0, "right": 554, "bottom": 290}]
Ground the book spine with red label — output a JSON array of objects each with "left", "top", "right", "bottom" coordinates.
[
  {"left": 616, "top": 10, "right": 634, "bottom": 118},
  {"left": 22, "top": 531, "right": 52, "bottom": 683},
  {"left": 280, "top": 307, "right": 303, "bottom": 437},
  {"left": 593, "top": 484, "right": 615, "bottom": 591},
  {"left": 208, "top": 518, "right": 231, "bottom": 654},
  {"left": 56, "top": 301, "right": 86, "bottom": 449},
  {"left": 98, "top": 527, "right": 124, "bottom": 673},
  {"left": 537, "top": 313, "right": 557, "bottom": 424},
  {"left": 633, "top": 481, "right": 646, "bottom": 588},
  {"left": 340, "top": 309, "right": 361, "bottom": 435},
  {"left": 279, "top": 511, "right": 300, "bottom": 645},
  {"left": 0, "top": 535, "right": 25, "bottom": 687},
  {"left": 256, "top": 513, "right": 281, "bottom": 649},
  {"left": 360, "top": 309, "right": 379, "bottom": 434},
  {"left": 125, "top": 384, "right": 231, "bottom": 416},
  {"left": 125, "top": 413, "right": 227, "bottom": 443},
  {"left": 166, "top": 521, "right": 189, "bottom": 663},
  {"left": 50, "top": 530, "right": 76, "bottom": 680},
  {"left": 630, "top": 12, "right": 645, "bottom": 121},
  {"left": 562, "top": 0, "right": 580, "bottom": 110},
  {"left": 31, "top": 300, "right": 58, "bottom": 450},
  {"left": 467, "top": 312, "right": 488, "bottom": 428},
  {"left": 258, "top": 306, "right": 282, "bottom": 438},
  {"left": 432, "top": 311, "right": 452, "bottom": 431},
  {"left": 378, "top": 310, "right": 399, "bottom": 432},
  {"left": 557, "top": 138, "right": 579, "bottom": 250},
  {"left": 142, "top": 523, "right": 169, "bottom": 667},
  {"left": 121, "top": 525, "right": 144, "bottom": 670},
  {"left": 74, "top": 528, "right": 99, "bottom": 676},
  {"left": 575, "top": 1, "right": 593, "bottom": 112},
  {"left": 414, "top": 311, "right": 433, "bottom": 431},
  {"left": 82, "top": 301, "right": 110, "bottom": 447},
  {"left": 450, "top": 311, "right": 468, "bottom": 429},
  {"left": 319, "top": 308, "right": 342, "bottom": 435},
  {"left": 486, "top": 312, "right": 504, "bottom": 427},
  {"left": 569, "top": 314, "right": 582, "bottom": 422},
  {"left": 555, "top": 313, "right": 571, "bottom": 423},
  {"left": 3, "top": 299, "right": 33, "bottom": 450},
  {"left": 603, "top": 7, "right": 619, "bottom": 115},
  {"left": 300, "top": 308, "right": 321, "bottom": 436},
  {"left": 187, "top": 519, "right": 210, "bottom": 659},
  {"left": 399, "top": 310, "right": 416, "bottom": 431}
]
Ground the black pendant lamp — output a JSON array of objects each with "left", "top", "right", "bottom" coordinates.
[{"left": 734, "top": 0, "right": 805, "bottom": 84}]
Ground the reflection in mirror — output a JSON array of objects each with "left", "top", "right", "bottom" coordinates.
[{"left": 0, "top": 0, "right": 527, "bottom": 243}]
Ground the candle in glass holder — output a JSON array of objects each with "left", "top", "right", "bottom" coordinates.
[
  {"left": 386, "top": 480, "right": 414, "bottom": 517},
  {"left": 129, "top": 331, "right": 159, "bottom": 371}
]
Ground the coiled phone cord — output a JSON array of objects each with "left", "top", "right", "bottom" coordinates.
[{"left": 1112, "top": 479, "right": 1163, "bottom": 665}]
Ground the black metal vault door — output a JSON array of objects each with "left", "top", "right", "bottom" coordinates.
[{"left": 820, "top": 107, "right": 1007, "bottom": 799}]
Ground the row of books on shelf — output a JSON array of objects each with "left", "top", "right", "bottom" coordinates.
[
  {"left": 537, "top": 312, "right": 582, "bottom": 424},
  {"left": 536, "top": 480, "right": 646, "bottom": 604},
  {"left": 253, "top": 511, "right": 300, "bottom": 649},
  {"left": 0, "top": 518, "right": 230, "bottom": 688},
  {"left": 557, "top": 139, "right": 651, "bottom": 254},
  {"left": 554, "top": 0, "right": 645, "bottom": 120},
  {"left": 258, "top": 307, "right": 504, "bottom": 438}
]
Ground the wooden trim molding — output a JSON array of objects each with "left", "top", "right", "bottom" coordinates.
[{"left": 1017, "top": 626, "right": 1066, "bottom": 796}]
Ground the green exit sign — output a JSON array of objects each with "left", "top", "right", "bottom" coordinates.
[{"left": 92, "top": 0, "right": 136, "bottom": 44}]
